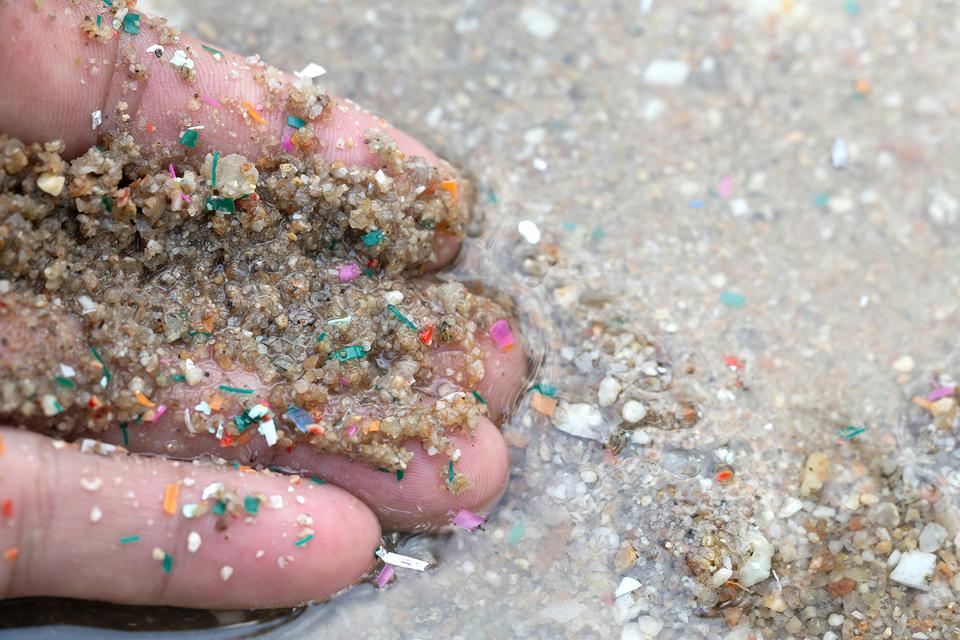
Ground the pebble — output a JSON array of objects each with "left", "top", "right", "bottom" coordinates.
[
  {"left": 870, "top": 502, "right": 901, "bottom": 529},
  {"left": 541, "top": 601, "right": 586, "bottom": 624},
  {"left": 621, "top": 400, "right": 647, "bottom": 423},
  {"left": 800, "top": 451, "right": 830, "bottom": 496},
  {"left": 927, "top": 187, "right": 959, "bottom": 226},
  {"left": 519, "top": 7, "right": 558, "bottom": 40},
  {"left": 889, "top": 550, "right": 936, "bottom": 591},
  {"left": 37, "top": 173, "right": 66, "bottom": 197},
  {"left": 918, "top": 522, "right": 947, "bottom": 553},
  {"left": 738, "top": 533, "right": 774, "bottom": 587},
  {"left": 598, "top": 376, "right": 622, "bottom": 407},
  {"left": 779, "top": 496, "right": 803, "bottom": 518},
  {"left": 614, "top": 593, "right": 646, "bottom": 623},
  {"left": 892, "top": 354, "right": 915, "bottom": 373},
  {"left": 580, "top": 469, "right": 599, "bottom": 484},
  {"left": 828, "top": 613, "right": 844, "bottom": 627},
  {"left": 642, "top": 59, "right": 690, "bottom": 86},
  {"left": 635, "top": 616, "right": 663, "bottom": 638},
  {"left": 711, "top": 566, "right": 733, "bottom": 587},
  {"left": 551, "top": 402, "right": 609, "bottom": 442}
]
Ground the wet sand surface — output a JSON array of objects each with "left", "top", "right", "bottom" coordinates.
[{"left": 6, "top": 1, "right": 960, "bottom": 638}]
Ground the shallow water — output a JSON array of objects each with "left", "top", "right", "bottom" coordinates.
[{"left": 9, "top": 1, "right": 960, "bottom": 638}]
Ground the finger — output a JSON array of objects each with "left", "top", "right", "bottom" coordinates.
[
  {"left": 0, "top": 0, "right": 464, "bottom": 267},
  {"left": 0, "top": 428, "right": 381, "bottom": 608}
]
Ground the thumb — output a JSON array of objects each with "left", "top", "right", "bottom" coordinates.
[{"left": 0, "top": 429, "right": 381, "bottom": 608}]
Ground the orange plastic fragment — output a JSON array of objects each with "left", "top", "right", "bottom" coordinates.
[
  {"left": 854, "top": 78, "right": 870, "bottom": 95},
  {"left": 0, "top": 433, "right": 4, "bottom": 457},
  {"left": 364, "top": 420, "right": 381, "bottom": 434},
  {"left": 208, "top": 395, "right": 225, "bottom": 411},
  {"left": 912, "top": 395, "right": 933, "bottom": 412},
  {"left": 202, "top": 315, "right": 215, "bottom": 333},
  {"left": 418, "top": 325, "right": 435, "bottom": 346},
  {"left": 1, "top": 499, "right": 12, "bottom": 518},
  {"left": 530, "top": 392, "right": 558, "bottom": 417},
  {"left": 3, "top": 547, "right": 17, "bottom": 562},
  {"left": 439, "top": 180, "right": 458, "bottom": 201},
  {"left": 306, "top": 424, "right": 325, "bottom": 435},
  {"left": 243, "top": 101, "right": 268, "bottom": 125},
  {"left": 134, "top": 391, "right": 156, "bottom": 408},
  {"left": 145, "top": 123, "right": 156, "bottom": 133},
  {"left": 716, "top": 469, "right": 735, "bottom": 483},
  {"left": 724, "top": 355, "right": 745, "bottom": 370},
  {"left": 162, "top": 483, "right": 180, "bottom": 515}
]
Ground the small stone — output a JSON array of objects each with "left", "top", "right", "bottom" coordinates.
[
  {"left": 621, "top": 400, "right": 647, "bottom": 423},
  {"left": 613, "top": 544, "right": 638, "bottom": 573},
  {"left": 613, "top": 593, "right": 645, "bottom": 623},
  {"left": 889, "top": 550, "right": 937, "bottom": 590},
  {"left": 204, "top": 153, "right": 258, "bottom": 199},
  {"left": 738, "top": 532, "right": 774, "bottom": 587},
  {"left": 580, "top": 469, "right": 598, "bottom": 484},
  {"left": 927, "top": 187, "right": 959, "bottom": 226},
  {"left": 785, "top": 616, "right": 803, "bottom": 635},
  {"left": 800, "top": 451, "right": 830, "bottom": 496},
  {"left": 831, "top": 137, "right": 849, "bottom": 169},
  {"left": 643, "top": 59, "right": 690, "bottom": 86},
  {"left": 541, "top": 601, "right": 586, "bottom": 624},
  {"left": 711, "top": 566, "right": 733, "bottom": 587},
  {"left": 892, "top": 354, "right": 915, "bottom": 373},
  {"left": 518, "top": 7, "right": 558, "bottom": 39},
  {"left": 635, "top": 616, "right": 663, "bottom": 637},
  {"left": 220, "top": 565, "right": 233, "bottom": 581},
  {"left": 779, "top": 496, "right": 803, "bottom": 518},
  {"left": 41, "top": 393, "right": 62, "bottom": 416},
  {"left": 181, "top": 359, "right": 204, "bottom": 385},
  {"left": 729, "top": 197, "right": 750, "bottom": 217},
  {"left": 870, "top": 502, "right": 901, "bottom": 529},
  {"left": 37, "top": 173, "right": 66, "bottom": 197},
  {"left": 598, "top": 376, "right": 622, "bottom": 407},
  {"left": 918, "top": 522, "right": 947, "bottom": 553},
  {"left": 828, "top": 613, "right": 845, "bottom": 627},
  {"left": 551, "top": 402, "right": 609, "bottom": 442}
]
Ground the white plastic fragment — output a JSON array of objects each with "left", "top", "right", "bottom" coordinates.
[
  {"left": 518, "top": 7, "right": 558, "bottom": 40},
  {"left": 91, "top": 110, "right": 102, "bottom": 130},
  {"left": 375, "top": 546, "right": 430, "bottom": 571},
  {"left": 248, "top": 404, "right": 269, "bottom": 420},
  {"left": 551, "top": 402, "right": 609, "bottom": 442},
  {"left": 194, "top": 401, "right": 212, "bottom": 416},
  {"left": 598, "top": 376, "right": 622, "bottom": 407},
  {"left": 268, "top": 495, "right": 284, "bottom": 509},
  {"left": 169, "top": 49, "right": 195, "bottom": 70},
  {"left": 643, "top": 59, "right": 690, "bottom": 86},
  {"left": 220, "top": 565, "right": 234, "bottom": 581},
  {"left": 202, "top": 482, "right": 224, "bottom": 500},
  {"left": 145, "top": 44, "right": 164, "bottom": 58},
  {"left": 89, "top": 506, "right": 103, "bottom": 523},
  {"left": 615, "top": 576, "right": 642, "bottom": 597},
  {"left": 187, "top": 531, "right": 202, "bottom": 553},
  {"left": 738, "top": 532, "right": 774, "bottom": 587},
  {"left": 889, "top": 550, "right": 936, "bottom": 590},
  {"left": 831, "top": 137, "right": 848, "bottom": 169},
  {"left": 59, "top": 363, "right": 76, "bottom": 378},
  {"left": 517, "top": 219, "right": 541, "bottom": 244},
  {"left": 294, "top": 62, "right": 327, "bottom": 79},
  {"left": 79, "top": 439, "right": 118, "bottom": 455},
  {"left": 259, "top": 419, "right": 278, "bottom": 446}
]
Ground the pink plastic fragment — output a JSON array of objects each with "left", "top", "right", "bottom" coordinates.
[
  {"left": 168, "top": 163, "right": 176, "bottom": 179},
  {"left": 451, "top": 509, "right": 485, "bottom": 531},
  {"left": 346, "top": 425, "right": 358, "bottom": 437},
  {"left": 201, "top": 95, "right": 221, "bottom": 107},
  {"left": 181, "top": 193, "right": 191, "bottom": 203},
  {"left": 374, "top": 564, "right": 395, "bottom": 588},
  {"left": 927, "top": 386, "right": 956, "bottom": 401},
  {"left": 281, "top": 133, "right": 295, "bottom": 153},
  {"left": 489, "top": 319, "right": 515, "bottom": 351},
  {"left": 718, "top": 175, "right": 732, "bottom": 198},
  {"left": 151, "top": 404, "right": 168, "bottom": 422},
  {"left": 338, "top": 264, "right": 361, "bottom": 282}
]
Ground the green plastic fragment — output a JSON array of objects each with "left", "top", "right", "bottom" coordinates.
[
  {"left": 507, "top": 521, "right": 525, "bottom": 545},
  {"left": 101, "top": 194, "right": 112, "bottom": 212},
  {"left": 362, "top": 267, "right": 376, "bottom": 277},
  {"left": 811, "top": 192, "right": 831, "bottom": 208},
  {"left": 211, "top": 151, "right": 219, "bottom": 188},
  {"left": 201, "top": 44, "right": 223, "bottom": 57},
  {"left": 310, "top": 477, "right": 325, "bottom": 485},
  {"left": 119, "top": 422, "right": 129, "bottom": 446},
  {"left": 328, "top": 345, "right": 368, "bottom": 362},
  {"left": 472, "top": 390, "right": 487, "bottom": 405},
  {"left": 233, "top": 414, "right": 254, "bottom": 432},
  {"left": 447, "top": 460, "right": 454, "bottom": 483},
  {"left": 119, "top": 535, "right": 139, "bottom": 544},
  {"left": 89, "top": 345, "right": 111, "bottom": 382},
  {"left": 102, "top": 0, "right": 112, "bottom": 6},
  {"left": 387, "top": 304, "right": 417, "bottom": 330},
  {"left": 719, "top": 290, "right": 746, "bottom": 309},
  {"left": 54, "top": 376, "right": 76, "bottom": 388},
  {"left": 219, "top": 384, "right": 254, "bottom": 395},
  {"left": 205, "top": 196, "right": 236, "bottom": 213},
  {"left": 286, "top": 115, "right": 306, "bottom": 129},
  {"left": 161, "top": 553, "right": 173, "bottom": 573},
  {"left": 294, "top": 534, "right": 314, "bottom": 547},
  {"left": 188, "top": 331, "right": 212, "bottom": 339},
  {"left": 361, "top": 229, "right": 385, "bottom": 246},
  {"left": 837, "top": 425, "right": 867, "bottom": 440},
  {"left": 122, "top": 12, "right": 140, "bottom": 35},
  {"left": 316, "top": 332, "right": 327, "bottom": 343},
  {"left": 171, "top": 374, "right": 186, "bottom": 382},
  {"left": 96, "top": 14, "right": 102, "bottom": 27},
  {"left": 212, "top": 501, "right": 226, "bottom": 516},
  {"left": 396, "top": 469, "right": 404, "bottom": 482},
  {"left": 179, "top": 129, "right": 199, "bottom": 148},
  {"left": 243, "top": 496, "right": 260, "bottom": 514},
  {"left": 527, "top": 383, "right": 558, "bottom": 397}
]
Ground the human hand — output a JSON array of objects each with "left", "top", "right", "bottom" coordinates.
[{"left": 0, "top": 0, "right": 525, "bottom": 609}]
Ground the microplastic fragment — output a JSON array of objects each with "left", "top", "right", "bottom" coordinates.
[
  {"left": 121, "top": 12, "right": 140, "bottom": 34},
  {"left": 831, "top": 137, "right": 848, "bottom": 169},
  {"left": 361, "top": 229, "right": 385, "bottom": 246},
  {"left": 201, "top": 482, "right": 224, "bottom": 500},
  {"left": 451, "top": 509, "right": 486, "bottom": 531},
  {"left": 211, "top": 151, "right": 219, "bottom": 187},
  {"left": 329, "top": 345, "right": 367, "bottom": 362},
  {"left": 719, "top": 290, "right": 746, "bottom": 309},
  {"left": 294, "top": 534, "right": 314, "bottom": 547},
  {"left": 91, "top": 110, "right": 102, "bottom": 130},
  {"left": 294, "top": 62, "right": 327, "bottom": 79},
  {"left": 387, "top": 305, "right": 417, "bottom": 330},
  {"left": 90, "top": 506, "right": 103, "bottom": 523},
  {"left": 507, "top": 521, "right": 525, "bottom": 545},
  {"left": 163, "top": 483, "right": 180, "bottom": 515},
  {"left": 179, "top": 129, "right": 199, "bottom": 148},
  {"left": 205, "top": 196, "right": 236, "bottom": 213},
  {"left": 218, "top": 384, "right": 253, "bottom": 395},
  {"left": 927, "top": 386, "right": 955, "bottom": 401},
  {"left": 201, "top": 44, "right": 223, "bottom": 58},
  {"left": 374, "top": 546, "right": 430, "bottom": 571},
  {"left": 220, "top": 565, "right": 234, "bottom": 581},
  {"left": 258, "top": 419, "right": 278, "bottom": 446},
  {"left": 145, "top": 44, "right": 164, "bottom": 58},
  {"left": 162, "top": 553, "right": 173, "bottom": 573},
  {"left": 194, "top": 401, "right": 212, "bottom": 416},
  {"left": 338, "top": 264, "right": 361, "bottom": 282},
  {"left": 374, "top": 564, "right": 395, "bottom": 587},
  {"left": 489, "top": 319, "right": 515, "bottom": 351},
  {"left": 517, "top": 219, "right": 541, "bottom": 244},
  {"left": 169, "top": 49, "right": 195, "bottom": 70},
  {"left": 119, "top": 535, "right": 140, "bottom": 544},
  {"left": 615, "top": 576, "right": 642, "bottom": 597},
  {"left": 287, "top": 115, "right": 306, "bottom": 129},
  {"left": 187, "top": 531, "right": 202, "bottom": 553}
]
